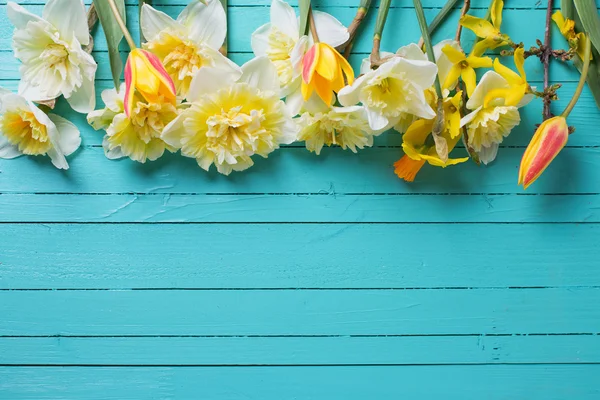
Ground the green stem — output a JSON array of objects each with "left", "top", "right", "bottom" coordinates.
[
  {"left": 562, "top": 36, "right": 592, "bottom": 118},
  {"left": 107, "top": 0, "right": 136, "bottom": 49},
  {"left": 298, "top": 0, "right": 311, "bottom": 38},
  {"left": 417, "top": 0, "right": 460, "bottom": 47},
  {"left": 374, "top": 0, "right": 391, "bottom": 41},
  {"left": 413, "top": 0, "right": 442, "bottom": 98}
]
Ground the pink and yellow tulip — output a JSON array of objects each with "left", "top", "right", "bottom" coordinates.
[
  {"left": 518, "top": 116, "right": 569, "bottom": 189},
  {"left": 124, "top": 48, "right": 177, "bottom": 117},
  {"left": 301, "top": 42, "right": 354, "bottom": 105}
]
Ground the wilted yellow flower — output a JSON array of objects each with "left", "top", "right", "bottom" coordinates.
[
  {"left": 518, "top": 116, "right": 569, "bottom": 189},
  {"left": 301, "top": 42, "right": 354, "bottom": 105},
  {"left": 460, "top": 0, "right": 510, "bottom": 50},
  {"left": 552, "top": 11, "right": 591, "bottom": 61},
  {"left": 441, "top": 41, "right": 493, "bottom": 97}
]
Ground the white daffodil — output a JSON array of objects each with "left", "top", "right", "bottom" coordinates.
[
  {"left": 0, "top": 88, "right": 81, "bottom": 169},
  {"left": 7, "top": 0, "right": 97, "bottom": 113},
  {"left": 460, "top": 71, "right": 533, "bottom": 164},
  {"left": 251, "top": 0, "right": 349, "bottom": 115},
  {"left": 162, "top": 56, "right": 297, "bottom": 175},
  {"left": 297, "top": 97, "right": 375, "bottom": 155},
  {"left": 339, "top": 43, "right": 438, "bottom": 132},
  {"left": 141, "top": 0, "right": 238, "bottom": 98},
  {"left": 87, "top": 83, "right": 179, "bottom": 163}
]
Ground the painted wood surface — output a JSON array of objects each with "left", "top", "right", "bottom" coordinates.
[{"left": 1, "top": 0, "right": 599, "bottom": 398}]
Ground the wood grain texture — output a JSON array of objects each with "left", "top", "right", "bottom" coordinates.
[{"left": 1, "top": 0, "right": 599, "bottom": 397}]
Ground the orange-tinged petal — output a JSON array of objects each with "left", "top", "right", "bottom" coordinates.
[
  {"left": 315, "top": 44, "right": 338, "bottom": 81},
  {"left": 125, "top": 49, "right": 176, "bottom": 114},
  {"left": 302, "top": 44, "right": 319, "bottom": 84},
  {"left": 124, "top": 53, "right": 136, "bottom": 117},
  {"left": 519, "top": 116, "right": 569, "bottom": 189},
  {"left": 312, "top": 73, "right": 334, "bottom": 106},
  {"left": 394, "top": 155, "right": 426, "bottom": 182}
]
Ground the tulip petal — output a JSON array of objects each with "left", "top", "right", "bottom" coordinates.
[
  {"left": 139, "top": 49, "right": 177, "bottom": 99},
  {"left": 124, "top": 55, "right": 135, "bottom": 117},
  {"left": 302, "top": 44, "right": 319, "bottom": 84}
]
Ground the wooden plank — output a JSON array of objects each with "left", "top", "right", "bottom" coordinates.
[
  {"left": 1, "top": 288, "right": 599, "bottom": 335},
  {"left": 2, "top": 224, "right": 598, "bottom": 289},
  {"left": 1, "top": 193, "right": 599, "bottom": 223},
  {"left": 0, "top": 365, "right": 598, "bottom": 399},
  {"left": 0, "top": 146, "right": 598, "bottom": 194},
  {"left": 1, "top": 335, "right": 598, "bottom": 365}
]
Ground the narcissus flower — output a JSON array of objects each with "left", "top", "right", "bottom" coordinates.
[
  {"left": 460, "top": 71, "right": 532, "bottom": 164},
  {"left": 518, "top": 116, "right": 569, "bottom": 189},
  {"left": 124, "top": 48, "right": 177, "bottom": 117},
  {"left": 87, "top": 83, "right": 178, "bottom": 163},
  {"left": 552, "top": 11, "right": 590, "bottom": 60},
  {"left": 487, "top": 47, "right": 529, "bottom": 107},
  {"left": 0, "top": 88, "right": 80, "bottom": 169},
  {"left": 252, "top": 0, "right": 349, "bottom": 104},
  {"left": 441, "top": 41, "right": 493, "bottom": 97},
  {"left": 394, "top": 92, "right": 468, "bottom": 182},
  {"left": 460, "top": 0, "right": 510, "bottom": 49},
  {"left": 339, "top": 46, "right": 437, "bottom": 131},
  {"left": 301, "top": 42, "right": 354, "bottom": 106},
  {"left": 7, "top": 0, "right": 97, "bottom": 113},
  {"left": 162, "top": 57, "right": 297, "bottom": 175},
  {"left": 141, "top": 0, "right": 238, "bottom": 97},
  {"left": 297, "top": 101, "right": 375, "bottom": 155}
]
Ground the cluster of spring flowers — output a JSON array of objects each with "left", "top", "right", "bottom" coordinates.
[{"left": 0, "top": 0, "right": 595, "bottom": 190}]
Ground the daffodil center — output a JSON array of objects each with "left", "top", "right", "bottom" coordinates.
[
  {"left": 205, "top": 106, "right": 267, "bottom": 153},
  {"left": 163, "top": 42, "right": 203, "bottom": 80},
  {"left": 379, "top": 78, "right": 392, "bottom": 94},
  {"left": 459, "top": 60, "right": 469, "bottom": 69},
  {"left": 266, "top": 27, "right": 296, "bottom": 86},
  {"left": 0, "top": 110, "right": 52, "bottom": 155},
  {"left": 40, "top": 43, "right": 69, "bottom": 69},
  {"left": 131, "top": 99, "right": 177, "bottom": 143}
]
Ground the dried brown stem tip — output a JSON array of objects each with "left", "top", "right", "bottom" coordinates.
[{"left": 455, "top": 0, "right": 470, "bottom": 42}]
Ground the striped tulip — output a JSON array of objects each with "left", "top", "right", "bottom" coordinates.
[
  {"left": 518, "top": 116, "right": 569, "bottom": 189},
  {"left": 301, "top": 42, "right": 354, "bottom": 105},
  {"left": 124, "top": 48, "right": 176, "bottom": 117}
]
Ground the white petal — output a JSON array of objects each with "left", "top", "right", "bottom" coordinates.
[
  {"left": 467, "top": 71, "right": 509, "bottom": 110},
  {"left": 203, "top": 46, "right": 240, "bottom": 74},
  {"left": 187, "top": 64, "right": 242, "bottom": 102},
  {"left": 360, "top": 52, "right": 394, "bottom": 74},
  {"left": 337, "top": 74, "right": 368, "bottom": 106},
  {"left": 393, "top": 58, "right": 437, "bottom": 89},
  {"left": 433, "top": 39, "right": 461, "bottom": 91},
  {"left": 18, "top": 79, "right": 57, "bottom": 102},
  {"left": 366, "top": 108, "right": 390, "bottom": 132},
  {"left": 161, "top": 112, "right": 187, "bottom": 149},
  {"left": 460, "top": 106, "right": 482, "bottom": 127},
  {"left": 270, "top": 0, "right": 299, "bottom": 41},
  {"left": 103, "top": 137, "right": 125, "bottom": 160},
  {"left": 141, "top": 4, "right": 180, "bottom": 42},
  {"left": 6, "top": 2, "right": 44, "bottom": 30},
  {"left": 66, "top": 73, "right": 96, "bottom": 114},
  {"left": 0, "top": 93, "right": 28, "bottom": 114},
  {"left": 478, "top": 143, "right": 499, "bottom": 165},
  {"left": 285, "top": 88, "right": 304, "bottom": 117},
  {"left": 28, "top": 101, "right": 68, "bottom": 169},
  {"left": 0, "top": 87, "right": 12, "bottom": 108},
  {"left": 240, "top": 56, "right": 280, "bottom": 93},
  {"left": 0, "top": 135, "right": 23, "bottom": 159},
  {"left": 302, "top": 91, "right": 331, "bottom": 114},
  {"left": 48, "top": 113, "right": 81, "bottom": 156},
  {"left": 43, "top": 0, "right": 89, "bottom": 45},
  {"left": 101, "top": 84, "right": 126, "bottom": 112},
  {"left": 312, "top": 10, "right": 349, "bottom": 48},
  {"left": 290, "top": 36, "right": 309, "bottom": 72},
  {"left": 396, "top": 43, "right": 427, "bottom": 61},
  {"left": 181, "top": 0, "right": 227, "bottom": 50},
  {"left": 518, "top": 93, "right": 535, "bottom": 108},
  {"left": 251, "top": 23, "right": 272, "bottom": 57}
]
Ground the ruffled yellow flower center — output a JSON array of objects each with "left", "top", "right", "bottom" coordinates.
[
  {"left": 466, "top": 106, "right": 520, "bottom": 151},
  {"left": 266, "top": 27, "right": 296, "bottom": 87},
  {"left": 0, "top": 110, "right": 51, "bottom": 155},
  {"left": 146, "top": 32, "right": 207, "bottom": 96},
  {"left": 363, "top": 73, "right": 416, "bottom": 118},
  {"left": 299, "top": 111, "right": 372, "bottom": 154},
  {"left": 40, "top": 43, "right": 69, "bottom": 69},
  {"left": 130, "top": 100, "right": 177, "bottom": 143}
]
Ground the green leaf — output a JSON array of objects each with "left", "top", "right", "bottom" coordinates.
[
  {"left": 574, "top": 57, "right": 600, "bottom": 108},
  {"left": 298, "top": 0, "right": 311, "bottom": 38},
  {"left": 573, "top": 0, "right": 600, "bottom": 53},
  {"left": 560, "top": 0, "right": 574, "bottom": 19},
  {"left": 93, "top": 0, "right": 126, "bottom": 90}
]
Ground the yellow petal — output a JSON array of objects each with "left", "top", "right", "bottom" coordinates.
[
  {"left": 493, "top": 58, "right": 522, "bottom": 85},
  {"left": 448, "top": 108, "right": 462, "bottom": 139},
  {"left": 461, "top": 67, "right": 477, "bottom": 97},
  {"left": 460, "top": 15, "right": 497, "bottom": 39},
  {"left": 514, "top": 47, "right": 526, "bottom": 81},
  {"left": 491, "top": 0, "right": 504, "bottom": 30},
  {"left": 312, "top": 73, "right": 334, "bottom": 106},
  {"left": 404, "top": 119, "right": 434, "bottom": 147},
  {"left": 470, "top": 40, "right": 490, "bottom": 57},
  {"left": 467, "top": 55, "right": 493, "bottom": 69},
  {"left": 301, "top": 80, "right": 314, "bottom": 101},
  {"left": 442, "top": 44, "right": 466, "bottom": 64},
  {"left": 484, "top": 88, "right": 511, "bottom": 108},
  {"left": 552, "top": 11, "right": 566, "bottom": 31},
  {"left": 315, "top": 44, "right": 338, "bottom": 81},
  {"left": 443, "top": 65, "right": 462, "bottom": 91}
]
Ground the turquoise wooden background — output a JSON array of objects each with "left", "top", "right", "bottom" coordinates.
[{"left": 1, "top": 0, "right": 600, "bottom": 398}]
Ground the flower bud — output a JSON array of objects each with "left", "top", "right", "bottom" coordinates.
[
  {"left": 124, "top": 49, "right": 176, "bottom": 117},
  {"left": 518, "top": 116, "right": 569, "bottom": 189}
]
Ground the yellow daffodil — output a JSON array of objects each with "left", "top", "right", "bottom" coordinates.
[
  {"left": 124, "top": 48, "right": 177, "bottom": 117},
  {"left": 87, "top": 83, "right": 178, "bottom": 163},
  {"left": 441, "top": 41, "right": 493, "bottom": 97},
  {"left": 486, "top": 47, "right": 529, "bottom": 107},
  {"left": 1, "top": 89, "right": 81, "bottom": 169},
  {"left": 301, "top": 42, "right": 354, "bottom": 106},
  {"left": 460, "top": 0, "right": 510, "bottom": 49},
  {"left": 552, "top": 11, "right": 591, "bottom": 61},
  {"left": 394, "top": 92, "right": 469, "bottom": 182},
  {"left": 518, "top": 116, "right": 569, "bottom": 189}
]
